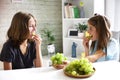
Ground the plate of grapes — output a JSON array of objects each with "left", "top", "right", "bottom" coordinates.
[
  {"left": 63, "top": 58, "right": 95, "bottom": 78},
  {"left": 50, "top": 53, "right": 68, "bottom": 69}
]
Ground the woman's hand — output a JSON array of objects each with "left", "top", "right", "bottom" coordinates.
[
  {"left": 83, "top": 36, "right": 90, "bottom": 55},
  {"left": 32, "top": 34, "right": 42, "bottom": 46},
  {"left": 83, "top": 37, "right": 90, "bottom": 49},
  {"left": 32, "top": 34, "right": 43, "bottom": 67},
  {"left": 3, "top": 62, "right": 12, "bottom": 70}
]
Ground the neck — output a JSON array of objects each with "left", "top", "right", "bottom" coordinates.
[
  {"left": 21, "top": 40, "right": 28, "bottom": 47},
  {"left": 20, "top": 40, "right": 28, "bottom": 54}
]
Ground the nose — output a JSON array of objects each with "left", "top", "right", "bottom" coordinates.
[
  {"left": 87, "top": 27, "right": 91, "bottom": 33},
  {"left": 86, "top": 28, "right": 89, "bottom": 33},
  {"left": 87, "top": 30, "right": 90, "bottom": 33},
  {"left": 33, "top": 26, "right": 36, "bottom": 31}
]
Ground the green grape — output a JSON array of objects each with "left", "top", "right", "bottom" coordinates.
[
  {"left": 84, "top": 66, "right": 94, "bottom": 73},
  {"left": 68, "top": 71, "right": 72, "bottom": 74},
  {"left": 79, "top": 67, "right": 83, "bottom": 71},
  {"left": 71, "top": 71, "right": 77, "bottom": 75},
  {"left": 50, "top": 55, "right": 55, "bottom": 61},
  {"left": 53, "top": 60, "right": 57, "bottom": 64},
  {"left": 86, "top": 71, "right": 93, "bottom": 75},
  {"left": 81, "top": 64, "right": 86, "bottom": 70},
  {"left": 65, "top": 66, "right": 70, "bottom": 72},
  {"left": 71, "top": 67, "right": 76, "bottom": 71},
  {"left": 57, "top": 60, "right": 62, "bottom": 64}
]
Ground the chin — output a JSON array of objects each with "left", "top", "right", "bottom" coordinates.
[
  {"left": 28, "top": 36, "right": 33, "bottom": 39},
  {"left": 92, "top": 38, "right": 97, "bottom": 41},
  {"left": 91, "top": 38, "right": 95, "bottom": 41}
]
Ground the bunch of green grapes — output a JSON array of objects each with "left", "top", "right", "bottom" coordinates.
[
  {"left": 64, "top": 58, "right": 94, "bottom": 75},
  {"left": 50, "top": 53, "right": 67, "bottom": 65}
]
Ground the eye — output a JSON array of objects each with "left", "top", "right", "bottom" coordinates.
[
  {"left": 29, "top": 26, "right": 34, "bottom": 28},
  {"left": 29, "top": 26, "right": 32, "bottom": 28},
  {"left": 87, "top": 27, "right": 90, "bottom": 30},
  {"left": 89, "top": 27, "right": 92, "bottom": 30},
  {"left": 88, "top": 26, "right": 94, "bottom": 31}
]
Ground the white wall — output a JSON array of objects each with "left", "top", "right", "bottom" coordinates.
[
  {"left": 0, "top": 0, "right": 63, "bottom": 55},
  {"left": 114, "top": 0, "right": 120, "bottom": 31},
  {"left": 105, "top": 0, "right": 115, "bottom": 31},
  {"left": 106, "top": 0, "right": 120, "bottom": 31}
]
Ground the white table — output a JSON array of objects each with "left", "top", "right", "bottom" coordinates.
[{"left": 0, "top": 61, "right": 120, "bottom": 80}]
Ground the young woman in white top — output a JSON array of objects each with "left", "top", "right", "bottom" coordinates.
[{"left": 83, "top": 14, "right": 119, "bottom": 62}]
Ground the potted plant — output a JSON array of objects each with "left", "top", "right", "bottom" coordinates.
[
  {"left": 76, "top": 23, "right": 87, "bottom": 33},
  {"left": 42, "top": 28, "right": 55, "bottom": 45},
  {"left": 76, "top": 22, "right": 88, "bottom": 38},
  {"left": 41, "top": 28, "right": 56, "bottom": 57}
]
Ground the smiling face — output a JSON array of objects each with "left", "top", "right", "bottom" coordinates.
[
  {"left": 28, "top": 17, "right": 36, "bottom": 39},
  {"left": 87, "top": 22, "right": 98, "bottom": 41}
]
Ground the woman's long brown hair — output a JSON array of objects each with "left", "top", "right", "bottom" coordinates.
[
  {"left": 88, "top": 14, "right": 111, "bottom": 50},
  {"left": 7, "top": 11, "right": 36, "bottom": 47}
]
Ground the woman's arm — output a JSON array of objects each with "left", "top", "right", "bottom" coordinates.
[
  {"left": 3, "top": 62, "right": 12, "bottom": 70},
  {"left": 86, "top": 50, "right": 105, "bottom": 62},
  {"left": 33, "top": 34, "right": 43, "bottom": 67},
  {"left": 34, "top": 45, "right": 43, "bottom": 67},
  {"left": 83, "top": 37, "right": 90, "bottom": 56}
]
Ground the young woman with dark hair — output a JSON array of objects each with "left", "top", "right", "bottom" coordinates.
[{"left": 0, "top": 11, "right": 43, "bottom": 70}]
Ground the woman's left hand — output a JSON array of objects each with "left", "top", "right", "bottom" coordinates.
[
  {"left": 32, "top": 34, "right": 43, "bottom": 67},
  {"left": 32, "top": 34, "right": 42, "bottom": 46}
]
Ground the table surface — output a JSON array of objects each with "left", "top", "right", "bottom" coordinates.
[{"left": 0, "top": 61, "right": 120, "bottom": 80}]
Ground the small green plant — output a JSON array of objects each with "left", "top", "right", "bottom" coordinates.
[
  {"left": 76, "top": 22, "right": 88, "bottom": 32},
  {"left": 41, "top": 28, "right": 55, "bottom": 45}
]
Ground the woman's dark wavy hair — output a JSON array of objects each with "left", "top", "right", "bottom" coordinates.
[
  {"left": 88, "top": 13, "right": 111, "bottom": 50},
  {"left": 7, "top": 11, "right": 36, "bottom": 47}
]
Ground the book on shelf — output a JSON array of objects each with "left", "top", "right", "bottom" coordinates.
[
  {"left": 64, "top": 3, "right": 80, "bottom": 18},
  {"left": 71, "top": 6, "right": 80, "bottom": 18},
  {"left": 64, "top": 3, "right": 70, "bottom": 18},
  {"left": 64, "top": 3, "right": 72, "bottom": 18}
]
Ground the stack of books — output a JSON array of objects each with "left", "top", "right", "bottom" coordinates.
[{"left": 64, "top": 3, "right": 80, "bottom": 18}]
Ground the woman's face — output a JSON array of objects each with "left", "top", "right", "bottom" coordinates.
[
  {"left": 28, "top": 17, "right": 36, "bottom": 39},
  {"left": 87, "top": 23, "right": 98, "bottom": 41}
]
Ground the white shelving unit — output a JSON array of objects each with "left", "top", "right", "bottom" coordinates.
[{"left": 62, "top": 0, "right": 105, "bottom": 58}]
